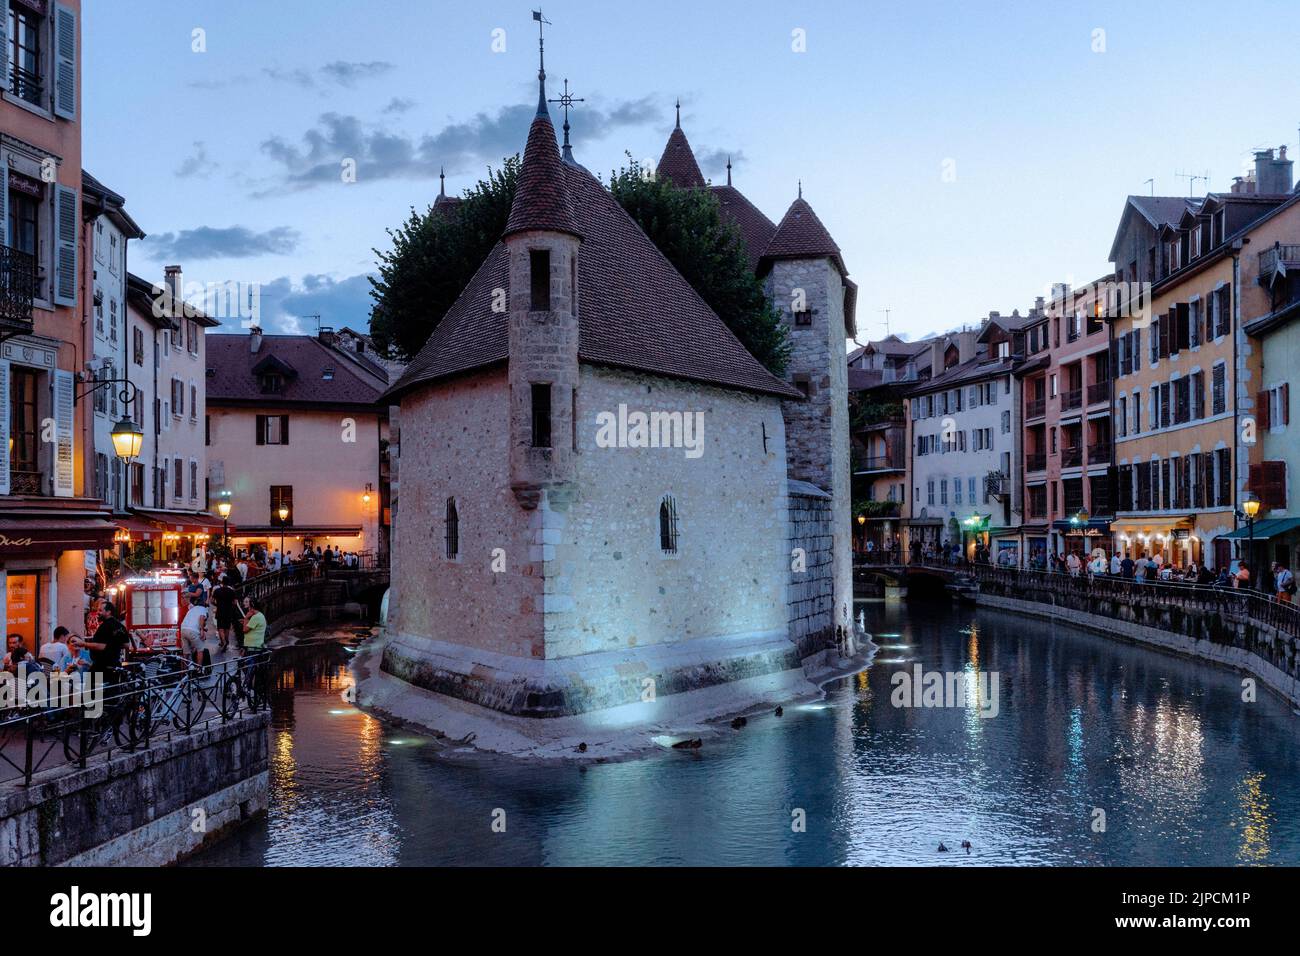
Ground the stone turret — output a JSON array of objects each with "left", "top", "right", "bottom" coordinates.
[
  {"left": 760, "top": 191, "right": 856, "bottom": 641},
  {"left": 503, "top": 87, "right": 582, "bottom": 509}
]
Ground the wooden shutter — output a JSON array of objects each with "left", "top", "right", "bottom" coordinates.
[
  {"left": 255, "top": 414, "right": 266, "bottom": 445},
  {"left": 53, "top": 368, "right": 74, "bottom": 496},
  {"left": 280, "top": 415, "right": 289, "bottom": 443},
  {"left": 1256, "top": 391, "right": 1271, "bottom": 431},
  {"left": 53, "top": 185, "right": 78, "bottom": 306},
  {"left": 1262, "top": 461, "right": 1287, "bottom": 509},
  {"left": 53, "top": 4, "right": 77, "bottom": 120},
  {"left": 1282, "top": 384, "right": 1290, "bottom": 426},
  {"left": 0, "top": 359, "right": 9, "bottom": 496}
]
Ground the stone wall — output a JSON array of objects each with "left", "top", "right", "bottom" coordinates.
[
  {"left": 787, "top": 482, "right": 836, "bottom": 658},
  {"left": 0, "top": 713, "right": 268, "bottom": 867}
]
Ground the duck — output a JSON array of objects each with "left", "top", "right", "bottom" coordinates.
[{"left": 774, "top": 706, "right": 784, "bottom": 717}]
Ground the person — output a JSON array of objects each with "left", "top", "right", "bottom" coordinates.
[
  {"left": 1196, "top": 564, "right": 1216, "bottom": 586},
  {"left": 1090, "top": 552, "right": 1107, "bottom": 576},
  {"left": 1235, "top": 561, "right": 1252, "bottom": 590},
  {"left": 1215, "top": 566, "right": 1232, "bottom": 588},
  {"left": 236, "top": 555, "right": 249, "bottom": 582},
  {"left": 211, "top": 575, "right": 240, "bottom": 653},
  {"left": 1274, "top": 562, "right": 1295, "bottom": 603},
  {"left": 38, "top": 626, "right": 74, "bottom": 670},
  {"left": 269, "top": 548, "right": 281, "bottom": 572},
  {"left": 73, "top": 601, "right": 131, "bottom": 674},
  {"left": 1119, "top": 552, "right": 1135, "bottom": 579},
  {"left": 1066, "top": 551, "right": 1081, "bottom": 577},
  {"left": 240, "top": 596, "right": 267, "bottom": 654},
  {"left": 1110, "top": 552, "right": 1121, "bottom": 576},
  {"left": 3, "top": 633, "right": 32, "bottom": 672},
  {"left": 180, "top": 593, "right": 208, "bottom": 662}
]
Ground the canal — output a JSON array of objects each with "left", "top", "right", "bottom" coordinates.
[{"left": 187, "top": 601, "right": 1300, "bottom": 866}]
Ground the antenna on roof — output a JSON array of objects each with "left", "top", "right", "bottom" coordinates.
[
  {"left": 1143, "top": 178, "right": 1154, "bottom": 196},
  {"left": 303, "top": 313, "right": 322, "bottom": 334},
  {"left": 1175, "top": 169, "right": 1210, "bottom": 197},
  {"left": 878, "top": 307, "right": 891, "bottom": 336}
]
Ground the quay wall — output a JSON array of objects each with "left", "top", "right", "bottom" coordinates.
[{"left": 0, "top": 713, "right": 269, "bottom": 867}]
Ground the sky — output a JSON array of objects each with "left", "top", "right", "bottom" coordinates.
[{"left": 84, "top": 0, "right": 1300, "bottom": 344}]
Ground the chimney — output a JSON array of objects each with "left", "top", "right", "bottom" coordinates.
[
  {"left": 1252, "top": 149, "right": 1293, "bottom": 194},
  {"left": 164, "top": 265, "right": 182, "bottom": 316},
  {"left": 1269, "top": 145, "right": 1294, "bottom": 194},
  {"left": 250, "top": 325, "right": 263, "bottom": 353}
]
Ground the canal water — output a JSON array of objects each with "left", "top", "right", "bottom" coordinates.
[{"left": 187, "top": 602, "right": 1300, "bottom": 866}]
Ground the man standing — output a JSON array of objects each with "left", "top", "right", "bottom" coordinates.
[
  {"left": 180, "top": 594, "right": 209, "bottom": 663},
  {"left": 241, "top": 597, "right": 268, "bottom": 654},
  {"left": 73, "top": 601, "right": 132, "bottom": 674},
  {"left": 1120, "top": 552, "right": 1135, "bottom": 579},
  {"left": 211, "top": 576, "right": 240, "bottom": 653},
  {"left": 1273, "top": 562, "right": 1295, "bottom": 603}
]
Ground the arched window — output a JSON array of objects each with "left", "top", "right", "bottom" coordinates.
[
  {"left": 659, "top": 495, "right": 678, "bottom": 554},
  {"left": 445, "top": 497, "right": 459, "bottom": 559}
]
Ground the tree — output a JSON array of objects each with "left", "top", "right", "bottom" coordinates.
[
  {"left": 368, "top": 157, "right": 520, "bottom": 360},
  {"left": 368, "top": 155, "right": 789, "bottom": 376},
  {"left": 609, "top": 159, "right": 789, "bottom": 375}
]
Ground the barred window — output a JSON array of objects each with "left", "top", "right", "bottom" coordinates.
[
  {"left": 445, "top": 497, "right": 460, "bottom": 559},
  {"left": 659, "top": 495, "right": 678, "bottom": 554}
]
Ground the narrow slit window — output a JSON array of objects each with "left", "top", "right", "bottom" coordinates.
[
  {"left": 445, "top": 497, "right": 459, "bottom": 559},
  {"left": 659, "top": 495, "right": 679, "bottom": 554},
  {"left": 531, "top": 383, "right": 552, "bottom": 448},
  {"left": 530, "top": 249, "right": 551, "bottom": 311}
]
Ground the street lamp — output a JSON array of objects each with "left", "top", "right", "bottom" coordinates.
[
  {"left": 216, "top": 491, "right": 232, "bottom": 549},
  {"left": 109, "top": 416, "right": 144, "bottom": 463},
  {"left": 278, "top": 503, "right": 290, "bottom": 567},
  {"left": 1241, "top": 492, "right": 1261, "bottom": 584}
]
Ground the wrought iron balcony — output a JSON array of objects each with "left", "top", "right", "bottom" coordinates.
[
  {"left": 1025, "top": 398, "right": 1046, "bottom": 419},
  {"left": 0, "top": 245, "right": 37, "bottom": 335},
  {"left": 1087, "top": 442, "right": 1111, "bottom": 463},
  {"left": 8, "top": 469, "right": 43, "bottom": 496},
  {"left": 10, "top": 66, "right": 44, "bottom": 107},
  {"left": 858, "top": 455, "right": 903, "bottom": 473},
  {"left": 1061, "top": 388, "right": 1083, "bottom": 411},
  {"left": 1060, "top": 445, "right": 1082, "bottom": 468},
  {"left": 1087, "top": 381, "right": 1110, "bottom": 405},
  {"left": 1026, "top": 452, "right": 1047, "bottom": 472}
]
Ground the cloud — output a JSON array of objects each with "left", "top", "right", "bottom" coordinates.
[
  {"left": 175, "top": 141, "right": 218, "bottom": 178},
  {"left": 188, "top": 60, "right": 396, "bottom": 91},
  {"left": 235, "top": 273, "right": 376, "bottom": 335},
  {"left": 142, "top": 226, "right": 302, "bottom": 261},
  {"left": 382, "top": 97, "right": 416, "bottom": 115},
  {"left": 696, "top": 147, "right": 746, "bottom": 179},
  {"left": 257, "top": 96, "right": 664, "bottom": 193}
]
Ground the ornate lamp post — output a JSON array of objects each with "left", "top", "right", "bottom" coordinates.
[
  {"left": 216, "top": 492, "right": 233, "bottom": 549},
  {"left": 1241, "top": 492, "right": 1261, "bottom": 585},
  {"left": 278, "top": 503, "right": 290, "bottom": 568}
]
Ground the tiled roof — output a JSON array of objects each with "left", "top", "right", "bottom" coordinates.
[
  {"left": 503, "top": 109, "right": 580, "bottom": 239},
  {"left": 386, "top": 161, "right": 800, "bottom": 402},
  {"left": 1128, "top": 195, "right": 1196, "bottom": 228},
  {"left": 710, "top": 184, "right": 777, "bottom": 272},
  {"left": 125, "top": 272, "right": 220, "bottom": 329},
  {"left": 760, "top": 196, "right": 847, "bottom": 276},
  {"left": 657, "top": 126, "right": 706, "bottom": 188},
  {"left": 207, "top": 334, "right": 386, "bottom": 406},
  {"left": 432, "top": 193, "right": 461, "bottom": 217}
]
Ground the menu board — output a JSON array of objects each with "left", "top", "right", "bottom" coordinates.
[{"left": 5, "top": 573, "right": 39, "bottom": 654}]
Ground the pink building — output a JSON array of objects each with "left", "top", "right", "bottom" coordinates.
[{"left": 1017, "top": 280, "right": 1114, "bottom": 564}]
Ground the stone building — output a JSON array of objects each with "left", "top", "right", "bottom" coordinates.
[{"left": 376, "top": 68, "right": 857, "bottom": 728}]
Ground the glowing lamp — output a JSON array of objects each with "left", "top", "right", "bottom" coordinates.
[
  {"left": 110, "top": 417, "right": 144, "bottom": 462},
  {"left": 278, "top": 504, "right": 290, "bottom": 522},
  {"left": 1242, "top": 494, "right": 1261, "bottom": 519}
]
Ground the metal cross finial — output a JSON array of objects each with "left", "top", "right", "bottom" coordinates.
[
  {"left": 548, "top": 78, "right": 584, "bottom": 161},
  {"left": 439, "top": 166, "right": 446, "bottom": 197},
  {"left": 675, "top": 98, "right": 681, "bottom": 129},
  {"left": 726, "top": 155, "right": 732, "bottom": 186},
  {"left": 798, "top": 179, "right": 802, "bottom": 199}
]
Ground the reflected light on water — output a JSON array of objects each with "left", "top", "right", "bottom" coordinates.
[{"left": 1236, "top": 772, "right": 1272, "bottom": 864}]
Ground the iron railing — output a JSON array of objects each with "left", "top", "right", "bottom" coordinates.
[
  {"left": 1025, "top": 398, "right": 1047, "bottom": 419},
  {"left": 1026, "top": 452, "right": 1047, "bottom": 472},
  {"left": 1087, "top": 442, "right": 1111, "bottom": 463},
  {"left": 0, "top": 650, "right": 272, "bottom": 788},
  {"left": 1060, "top": 445, "right": 1082, "bottom": 468},
  {"left": 0, "top": 244, "right": 36, "bottom": 333},
  {"left": 1061, "top": 388, "right": 1083, "bottom": 411},
  {"left": 1087, "top": 381, "right": 1110, "bottom": 405}
]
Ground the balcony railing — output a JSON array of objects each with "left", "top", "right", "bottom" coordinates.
[
  {"left": 1026, "top": 453, "right": 1046, "bottom": 472},
  {"left": 10, "top": 66, "right": 44, "bottom": 108},
  {"left": 1087, "top": 381, "right": 1110, "bottom": 405},
  {"left": 8, "top": 469, "right": 43, "bottom": 496},
  {"left": 1060, "top": 446, "right": 1082, "bottom": 468},
  {"left": 1087, "top": 442, "right": 1111, "bottom": 464},
  {"left": 0, "top": 245, "right": 37, "bottom": 334},
  {"left": 858, "top": 455, "right": 903, "bottom": 473},
  {"left": 1259, "top": 243, "right": 1300, "bottom": 277},
  {"left": 1025, "top": 398, "right": 1046, "bottom": 419},
  {"left": 1061, "top": 388, "right": 1083, "bottom": 411}
]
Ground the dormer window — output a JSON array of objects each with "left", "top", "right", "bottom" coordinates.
[
  {"left": 530, "top": 249, "right": 551, "bottom": 311},
  {"left": 322, "top": 366, "right": 335, "bottom": 381},
  {"left": 260, "top": 373, "right": 283, "bottom": 394}
]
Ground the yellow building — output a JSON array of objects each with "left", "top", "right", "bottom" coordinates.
[{"left": 1110, "top": 154, "right": 1295, "bottom": 570}]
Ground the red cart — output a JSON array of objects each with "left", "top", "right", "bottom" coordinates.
[{"left": 118, "top": 573, "right": 188, "bottom": 654}]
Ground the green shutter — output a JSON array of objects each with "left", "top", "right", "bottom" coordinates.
[
  {"left": 53, "top": 4, "right": 77, "bottom": 120},
  {"left": 53, "top": 184, "right": 77, "bottom": 306}
]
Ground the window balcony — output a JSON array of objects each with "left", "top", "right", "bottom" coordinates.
[
  {"left": 1087, "top": 442, "right": 1111, "bottom": 464},
  {"left": 1061, "top": 388, "right": 1083, "bottom": 411},
  {"left": 1026, "top": 452, "right": 1046, "bottom": 472},
  {"left": 1025, "top": 398, "right": 1046, "bottom": 419},
  {"left": 10, "top": 66, "right": 44, "bottom": 108},
  {"left": 1060, "top": 445, "right": 1082, "bottom": 468},
  {"left": 0, "top": 245, "right": 37, "bottom": 336},
  {"left": 1259, "top": 243, "right": 1300, "bottom": 279},
  {"left": 1086, "top": 381, "right": 1110, "bottom": 405},
  {"left": 857, "top": 455, "right": 903, "bottom": 474},
  {"left": 7, "top": 468, "right": 44, "bottom": 496}
]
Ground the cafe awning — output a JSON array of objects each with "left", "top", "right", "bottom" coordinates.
[
  {"left": 1051, "top": 518, "right": 1113, "bottom": 535},
  {"left": 132, "top": 509, "right": 227, "bottom": 535},
  {"left": 1220, "top": 517, "right": 1300, "bottom": 541},
  {"left": 231, "top": 525, "right": 362, "bottom": 537},
  {"left": 0, "top": 515, "right": 117, "bottom": 558},
  {"left": 114, "top": 516, "right": 161, "bottom": 540}
]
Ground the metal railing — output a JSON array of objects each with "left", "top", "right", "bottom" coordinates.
[
  {"left": 858, "top": 455, "right": 902, "bottom": 472},
  {"left": 1060, "top": 445, "right": 1082, "bottom": 468},
  {"left": 1087, "top": 381, "right": 1110, "bottom": 405},
  {"left": 1026, "top": 452, "right": 1046, "bottom": 472},
  {"left": 0, "top": 244, "right": 36, "bottom": 331},
  {"left": 1025, "top": 398, "right": 1046, "bottom": 419},
  {"left": 1086, "top": 442, "right": 1111, "bottom": 463},
  {"left": 0, "top": 650, "right": 272, "bottom": 788},
  {"left": 1061, "top": 388, "right": 1083, "bottom": 411}
]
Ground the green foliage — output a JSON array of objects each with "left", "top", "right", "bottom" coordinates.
[
  {"left": 609, "top": 158, "right": 789, "bottom": 375},
  {"left": 369, "top": 157, "right": 521, "bottom": 360},
  {"left": 367, "top": 153, "right": 790, "bottom": 376},
  {"left": 852, "top": 499, "right": 901, "bottom": 518}
]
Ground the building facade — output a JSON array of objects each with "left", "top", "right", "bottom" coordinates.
[{"left": 205, "top": 327, "right": 388, "bottom": 560}]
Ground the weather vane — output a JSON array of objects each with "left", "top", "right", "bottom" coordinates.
[{"left": 548, "top": 78, "right": 584, "bottom": 161}]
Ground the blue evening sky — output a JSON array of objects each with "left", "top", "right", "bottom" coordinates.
[{"left": 83, "top": 0, "right": 1300, "bottom": 343}]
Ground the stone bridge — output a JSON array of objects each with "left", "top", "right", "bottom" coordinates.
[
  {"left": 235, "top": 565, "right": 390, "bottom": 636},
  {"left": 853, "top": 561, "right": 976, "bottom": 597}
]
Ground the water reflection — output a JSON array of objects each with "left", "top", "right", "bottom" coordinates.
[{"left": 188, "top": 607, "right": 1300, "bottom": 867}]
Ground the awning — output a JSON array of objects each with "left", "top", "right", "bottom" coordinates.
[
  {"left": 1051, "top": 518, "right": 1113, "bottom": 535},
  {"left": 132, "top": 509, "right": 227, "bottom": 535},
  {"left": 114, "top": 516, "right": 161, "bottom": 540},
  {"left": 0, "top": 516, "right": 117, "bottom": 558},
  {"left": 231, "top": 525, "right": 362, "bottom": 538},
  {"left": 1110, "top": 516, "right": 1194, "bottom": 534},
  {"left": 1220, "top": 517, "right": 1300, "bottom": 541}
]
